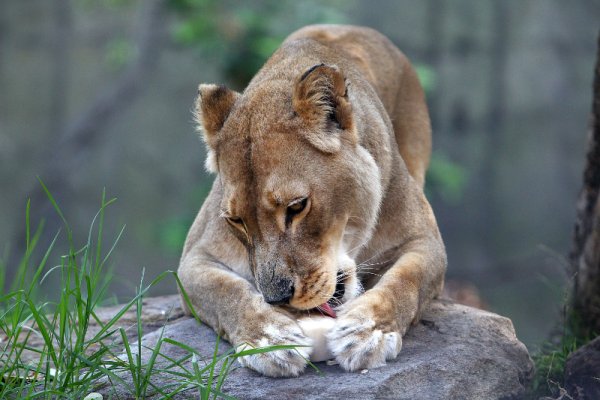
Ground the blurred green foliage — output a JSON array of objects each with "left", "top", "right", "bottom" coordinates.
[
  {"left": 169, "top": 0, "right": 348, "bottom": 88},
  {"left": 105, "top": 39, "right": 134, "bottom": 70},
  {"left": 157, "top": 184, "right": 212, "bottom": 256},
  {"left": 414, "top": 63, "right": 436, "bottom": 94},
  {"left": 427, "top": 152, "right": 468, "bottom": 204},
  {"left": 158, "top": 217, "right": 191, "bottom": 256},
  {"left": 416, "top": 65, "right": 468, "bottom": 205}
]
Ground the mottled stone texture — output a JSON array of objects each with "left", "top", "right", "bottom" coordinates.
[{"left": 565, "top": 336, "right": 600, "bottom": 400}]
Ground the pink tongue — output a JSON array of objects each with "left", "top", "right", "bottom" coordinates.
[{"left": 317, "top": 302, "right": 337, "bottom": 318}]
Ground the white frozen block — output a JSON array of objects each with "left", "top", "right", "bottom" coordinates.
[{"left": 297, "top": 315, "right": 336, "bottom": 362}]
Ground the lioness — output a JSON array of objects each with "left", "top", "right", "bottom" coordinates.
[{"left": 178, "top": 24, "right": 446, "bottom": 377}]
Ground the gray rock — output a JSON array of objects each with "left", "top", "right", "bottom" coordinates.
[
  {"left": 564, "top": 336, "right": 600, "bottom": 400},
  {"left": 97, "top": 297, "right": 533, "bottom": 399}
]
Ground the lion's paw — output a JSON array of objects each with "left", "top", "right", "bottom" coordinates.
[
  {"left": 236, "top": 322, "right": 312, "bottom": 377},
  {"left": 327, "top": 315, "right": 402, "bottom": 372}
]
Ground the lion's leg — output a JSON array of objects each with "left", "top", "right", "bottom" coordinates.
[
  {"left": 327, "top": 243, "right": 445, "bottom": 371},
  {"left": 178, "top": 259, "right": 312, "bottom": 377}
]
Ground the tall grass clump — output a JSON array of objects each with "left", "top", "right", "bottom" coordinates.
[
  {"left": 0, "top": 183, "right": 301, "bottom": 399},
  {"left": 528, "top": 258, "right": 597, "bottom": 399},
  {"left": 0, "top": 184, "right": 122, "bottom": 398}
]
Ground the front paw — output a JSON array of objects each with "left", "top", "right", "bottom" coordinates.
[
  {"left": 235, "top": 314, "right": 312, "bottom": 377},
  {"left": 327, "top": 310, "right": 402, "bottom": 371}
]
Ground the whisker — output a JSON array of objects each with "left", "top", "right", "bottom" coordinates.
[
  {"left": 329, "top": 298, "right": 343, "bottom": 307},
  {"left": 357, "top": 262, "right": 389, "bottom": 269},
  {"left": 346, "top": 239, "right": 370, "bottom": 254},
  {"left": 354, "top": 251, "right": 383, "bottom": 265},
  {"left": 357, "top": 271, "right": 382, "bottom": 277},
  {"left": 336, "top": 271, "right": 351, "bottom": 281},
  {"left": 356, "top": 256, "right": 393, "bottom": 270}
]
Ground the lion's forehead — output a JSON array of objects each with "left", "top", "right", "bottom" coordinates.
[{"left": 219, "top": 126, "right": 317, "bottom": 185}]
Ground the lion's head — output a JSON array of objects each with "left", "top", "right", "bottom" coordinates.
[{"left": 195, "top": 64, "right": 384, "bottom": 311}]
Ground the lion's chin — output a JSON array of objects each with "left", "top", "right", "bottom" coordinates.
[
  {"left": 288, "top": 294, "right": 333, "bottom": 311},
  {"left": 285, "top": 299, "right": 337, "bottom": 318}
]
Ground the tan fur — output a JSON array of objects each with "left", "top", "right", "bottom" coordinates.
[{"left": 178, "top": 24, "right": 446, "bottom": 376}]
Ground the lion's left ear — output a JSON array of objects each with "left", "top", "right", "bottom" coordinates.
[
  {"left": 194, "top": 84, "right": 240, "bottom": 173},
  {"left": 292, "top": 64, "right": 356, "bottom": 153}
]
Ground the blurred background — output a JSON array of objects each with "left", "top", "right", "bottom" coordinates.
[{"left": 1, "top": 0, "right": 599, "bottom": 351}]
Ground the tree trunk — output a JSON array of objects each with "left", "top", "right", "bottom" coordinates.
[{"left": 571, "top": 32, "right": 600, "bottom": 336}]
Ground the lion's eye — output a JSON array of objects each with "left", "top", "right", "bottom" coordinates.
[
  {"left": 286, "top": 197, "right": 309, "bottom": 225},
  {"left": 226, "top": 216, "right": 245, "bottom": 230}
]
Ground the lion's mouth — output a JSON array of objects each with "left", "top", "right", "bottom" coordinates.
[{"left": 315, "top": 302, "right": 337, "bottom": 318}]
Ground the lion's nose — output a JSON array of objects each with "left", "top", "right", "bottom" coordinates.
[{"left": 263, "top": 280, "right": 294, "bottom": 305}]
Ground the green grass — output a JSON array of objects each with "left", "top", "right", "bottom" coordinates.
[
  {"left": 0, "top": 184, "right": 305, "bottom": 399},
  {"left": 529, "top": 303, "right": 596, "bottom": 398}
]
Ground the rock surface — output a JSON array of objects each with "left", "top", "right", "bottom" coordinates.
[
  {"left": 97, "top": 295, "right": 533, "bottom": 399},
  {"left": 564, "top": 336, "right": 600, "bottom": 400}
]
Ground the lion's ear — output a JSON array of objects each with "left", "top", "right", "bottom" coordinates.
[
  {"left": 292, "top": 64, "right": 355, "bottom": 153},
  {"left": 194, "top": 84, "right": 240, "bottom": 172}
]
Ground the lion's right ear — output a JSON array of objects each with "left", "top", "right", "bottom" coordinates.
[
  {"left": 194, "top": 84, "right": 240, "bottom": 173},
  {"left": 292, "top": 64, "right": 356, "bottom": 153}
]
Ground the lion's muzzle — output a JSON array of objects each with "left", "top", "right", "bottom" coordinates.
[{"left": 256, "top": 268, "right": 295, "bottom": 305}]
